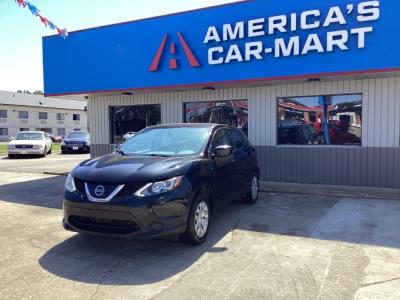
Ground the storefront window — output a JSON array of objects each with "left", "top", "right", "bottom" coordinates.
[
  {"left": 183, "top": 100, "right": 248, "bottom": 136},
  {"left": 110, "top": 104, "right": 161, "bottom": 144},
  {"left": 277, "top": 94, "right": 362, "bottom": 145}
]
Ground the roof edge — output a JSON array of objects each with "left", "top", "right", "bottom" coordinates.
[{"left": 42, "top": 0, "right": 251, "bottom": 39}]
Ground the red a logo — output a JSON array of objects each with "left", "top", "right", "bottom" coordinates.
[{"left": 149, "top": 33, "right": 201, "bottom": 72}]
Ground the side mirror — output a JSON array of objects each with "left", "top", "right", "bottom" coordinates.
[
  {"left": 213, "top": 145, "right": 233, "bottom": 158},
  {"left": 113, "top": 144, "right": 123, "bottom": 154}
]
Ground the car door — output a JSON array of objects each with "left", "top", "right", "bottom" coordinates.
[
  {"left": 45, "top": 134, "right": 52, "bottom": 151},
  {"left": 209, "top": 129, "right": 236, "bottom": 208},
  {"left": 227, "top": 129, "right": 252, "bottom": 196}
]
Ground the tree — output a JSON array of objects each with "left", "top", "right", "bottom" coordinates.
[{"left": 33, "top": 90, "right": 44, "bottom": 95}]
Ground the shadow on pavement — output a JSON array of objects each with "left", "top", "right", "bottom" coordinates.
[
  {"left": 2, "top": 175, "right": 400, "bottom": 285},
  {"left": 1, "top": 155, "right": 45, "bottom": 160},
  {"left": 0, "top": 175, "right": 65, "bottom": 209},
  {"left": 39, "top": 202, "right": 243, "bottom": 285},
  {"left": 38, "top": 193, "right": 400, "bottom": 286}
]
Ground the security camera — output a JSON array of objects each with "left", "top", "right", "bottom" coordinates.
[{"left": 84, "top": 96, "right": 89, "bottom": 100}]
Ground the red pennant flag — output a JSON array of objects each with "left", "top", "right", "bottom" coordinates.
[{"left": 38, "top": 14, "right": 49, "bottom": 26}]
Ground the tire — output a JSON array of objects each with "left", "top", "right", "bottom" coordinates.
[
  {"left": 179, "top": 193, "right": 211, "bottom": 245},
  {"left": 48, "top": 147, "right": 52, "bottom": 155},
  {"left": 42, "top": 147, "right": 47, "bottom": 158},
  {"left": 243, "top": 172, "right": 259, "bottom": 205},
  {"left": 8, "top": 154, "right": 14, "bottom": 159}
]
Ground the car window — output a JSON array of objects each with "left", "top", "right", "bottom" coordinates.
[
  {"left": 67, "top": 132, "right": 89, "bottom": 139},
  {"left": 228, "top": 130, "right": 245, "bottom": 150},
  {"left": 211, "top": 130, "right": 231, "bottom": 149},
  {"left": 16, "top": 133, "right": 44, "bottom": 140}
]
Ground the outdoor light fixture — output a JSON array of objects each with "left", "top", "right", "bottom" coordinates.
[
  {"left": 203, "top": 87, "right": 215, "bottom": 91},
  {"left": 308, "top": 78, "right": 321, "bottom": 83},
  {"left": 121, "top": 92, "right": 133, "bottom": 96}
]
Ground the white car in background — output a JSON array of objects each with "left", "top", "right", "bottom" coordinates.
[
  {"left": 123, "top": 132, "right": 136, "bottom": 141},
  {"left": 7, "top": 131, "right": 53, "bottom": 158}
]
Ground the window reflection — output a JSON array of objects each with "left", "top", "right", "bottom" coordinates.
[
  {"left": 277, "top": 94, "right": 362, "bottom": 145},
  {"left": 184, "top": 100, "right": 249, "bottom": 136},
  {"left": 110, "top": 105, "right": 161, "bottom": 144}
]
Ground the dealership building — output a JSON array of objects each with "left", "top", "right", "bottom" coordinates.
[{"left": 43, "top": 0, "right": 400, "bottom": 189}]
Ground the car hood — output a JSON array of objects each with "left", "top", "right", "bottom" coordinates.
[
  {"left": 10, "top": 140, "right": 44, "bottom": 145},
  {"left": 72, "top": 154, "right": 200, "bottom": 183}
]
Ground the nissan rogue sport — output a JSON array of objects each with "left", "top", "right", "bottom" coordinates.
[{"left": 63, "top": 124, "right": 259, "bottom": 245}]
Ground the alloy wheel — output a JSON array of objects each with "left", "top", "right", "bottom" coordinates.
[
  {"left": 194, "top": 201, "right": 209, "bottom": 238},
  {"left": 251, "top": 176, "right": 259, "bottom": 200}
]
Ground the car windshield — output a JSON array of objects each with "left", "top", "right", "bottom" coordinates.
[
  {"left": 120, "top": 127, "right": 211, "bottom": 157},
  {"left": 16, "top": 133, "right": 43, "bottom": 140},
  {"left": 67, "top": 132, "right": 89, "bottom": 139}
]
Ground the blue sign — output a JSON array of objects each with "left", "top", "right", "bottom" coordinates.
[{"left": 43, "top": 0, "right": 400, "bottom": 96}]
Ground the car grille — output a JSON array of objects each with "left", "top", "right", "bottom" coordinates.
[
  {"left": 73, "top": 178, "right": 145, "bottom": 197},
  {"left": 85, "top": 182, "right": 121, "bottom": 199},
  {"left": 68, "top": 215, "right": 140, "bottom": 234},
  {"left": 15, "top": 145, "right": 34, "bottom": 149}
]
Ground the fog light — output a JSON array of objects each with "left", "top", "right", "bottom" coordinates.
[{"left": 148, "top": 222, "right": 163, "bottom": 234}]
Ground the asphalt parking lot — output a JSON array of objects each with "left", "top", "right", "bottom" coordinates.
[
  {"left": 0, "top": 153, "right": 90, "bottom": 175},
  {"left": 1, "top": 170, "right": 400, "bottom": 299}
]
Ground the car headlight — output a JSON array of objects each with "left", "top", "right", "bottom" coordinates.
[
  {"left": 61, "top": 141, "right": 66, "bottom": 146},
  {"left": 8, "top": 144, "right": 14, "bottom": 149},
  {"left": 135, "top": 176, "right": 183, "bottom": 197},
  {"left": 65, "top": 173, "right": 76, "bottom": 193},
  {"left": 33, "top": 144, "right": 44, "bottom": 149}
]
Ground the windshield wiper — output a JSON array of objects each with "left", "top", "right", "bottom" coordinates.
[
  {"left": 147, "top": 154, "right": 172, "bottom": 157},
  {"left": 114, "top": 148, "right": 126, "bottom": 156}
]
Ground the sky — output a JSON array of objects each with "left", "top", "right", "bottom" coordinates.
[{"left": 0, "top": 0, "right": 239, "bottom": 92}]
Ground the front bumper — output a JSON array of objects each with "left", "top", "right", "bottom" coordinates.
[
  {"left": 63, "top": 196, "right": 188, "bottom": 239},
  {"left": 8, "top": 148, "right": 44, "bottom": 155},
  {"left": 61, "top": 144, "right": 90, "bottom": 152}
]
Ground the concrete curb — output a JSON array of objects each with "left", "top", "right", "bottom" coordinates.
[
  {"left": 0, "top": 170, "right": 70, "bottom": 177},
  {"left": 43, "top": 171, "right": 69, "bottom": 176},
  {"left": 260, "top": 181, "right": 400, "bottom": 200}
]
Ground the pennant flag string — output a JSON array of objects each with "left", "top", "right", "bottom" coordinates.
[{"left": 14, "top": 0, "right": 68, "bottom": 39}]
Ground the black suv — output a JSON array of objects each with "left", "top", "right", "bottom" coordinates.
[
  {"left": 63, "top": 124, "right": 259, "bottom": 245},
  {"left": 61, "top": 132, "right": 90, "bottom": 154}
]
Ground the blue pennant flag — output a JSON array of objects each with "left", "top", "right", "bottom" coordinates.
[
  {"left": 26, "top": 2, "right": 40, "bottom": 16},
  {"left": 48, "top": 21, "right": 56, "bottom": 30}
]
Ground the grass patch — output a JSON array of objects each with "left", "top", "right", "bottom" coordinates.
[
  {"left": 0, "top": 144, "right": 6, "bottom": 155},
  {"left": 52, "top": 143, "right": 61, "bottom": 152},
  {"left": 0, "top": 143, "right": 61, "bottom": 156}
]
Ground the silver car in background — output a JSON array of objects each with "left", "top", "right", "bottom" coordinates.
[{"left": 7, "top": 131, "right": 53, "bottom": 158}]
